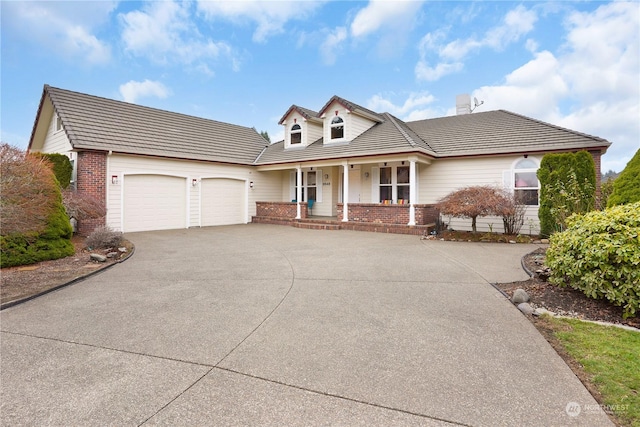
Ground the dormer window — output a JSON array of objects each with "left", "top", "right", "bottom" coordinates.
[
  {"left": 291, "top": 124, "right": 302, "bottom": 145},
  {"left": 330, "top": 116, "right": 344, "bottom": 140}
]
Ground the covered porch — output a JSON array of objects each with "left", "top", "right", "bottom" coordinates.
[{"left": 252, "top": 154, "right": 439, "bottom": 235}]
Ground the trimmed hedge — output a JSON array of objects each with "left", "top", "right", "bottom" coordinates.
[
  {"left": 546, "top": 202, "right": 640, "bottom": 319},
  {"left": 537, "top": 151, "right": 596, "bottom": 237},
  {"left": 607, "top": 148, "right": 640, "bottom": 207},
  {"left": 33, "top": 152, "right": 73, "bottom": 189}
]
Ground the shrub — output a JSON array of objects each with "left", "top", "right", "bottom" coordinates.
[
  {"left": 546, "top": 202, "right": 640, "bottom": 318},
  {"left": 33, "top": 152, "right": 73, "bottom": 189},
  {"left": 494, "top": 189, "right": 527, "bottom": 235},
  {"left": 1, "top": 144, "right": 74, "bottom": 267},
  {"left": 85, "top": 226, "right": 123, "bottom": 250},
  {"left": 436, "top": 185, "right": 508, "bottom": 233},
  {"left": 62, "top": 189, "right": 106, "bottom": 222},
  {"left": 538, "top": 151, "right": 596, "bottom": 237},
  {"left": 607, "top": 148, "right": 640, "bottom": 207},
  {"left": 600, "top": 178, "right": 615, "bottom": 210}
]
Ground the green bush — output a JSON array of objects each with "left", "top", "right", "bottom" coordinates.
[
  {"left": 546, "top": 202, "right": 640, "bottom": 318},
  {"left": 33, "top": 152, "right": 73, "bottom": 189},
  {"left": 538, "top": 151, "right": 596, "bottom": 237},
  {"left": 607, "top": 148, "right": 640, "bottom": 207}
]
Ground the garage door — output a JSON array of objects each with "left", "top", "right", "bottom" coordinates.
[
  {"left": 201, "top": 178, "right": 245, "bottom": 227},
  {"left": 124, "top": 174, "right": 187, "bottom": 232}
]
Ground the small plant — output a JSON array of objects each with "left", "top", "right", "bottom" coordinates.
[{"left": 85, "top": 226, "right": 123, "bottom": 250}]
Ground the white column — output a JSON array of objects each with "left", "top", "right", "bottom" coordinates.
[
  {"left": 408, "top": 159, "right": 416, "bottom": 225},
  {"left": 296, "top": 166, "right": 302, "bottom": 219},
  {"left": 342, "top": 162, "right": 349, "bottom": 222}
]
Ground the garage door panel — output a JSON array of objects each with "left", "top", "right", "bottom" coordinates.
[
  {"left": 124, "top": 175, "right": 187, "bottom": 232},
  {"left": 201, "top": 179, "right": 244, "bottom": 227}
]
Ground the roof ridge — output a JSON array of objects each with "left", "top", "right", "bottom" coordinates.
[
  {"left": 46, "top": 85, "right": 258, "bottom": 132},
  {"left": 384, "top": 113, "right": 417, "bottom": 147},
  {"left": 498, "top": 109, "right": 608, "bottom": 143}
]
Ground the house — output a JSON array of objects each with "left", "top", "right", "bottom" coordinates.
[{"left": 28, "top": 85, "right": 611, "bottom": 235}]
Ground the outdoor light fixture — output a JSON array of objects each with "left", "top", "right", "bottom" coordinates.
[
  {"left": 192, "top": 178, "right": 198, "bottom": 187},
  {"left": 250, "top": 181, "right": 254, "bottom": 189},
  {"left": 364, "top": 172, "right": 370, "bottom": 178},
  {"left": 324, "top": 174, "right": 329, "bottom": 180},
  {"left": 111, "top": 175, "right": 119, "bottom": 185}
]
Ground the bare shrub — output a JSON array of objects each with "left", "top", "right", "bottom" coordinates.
[
  {"left": 1, "top": 144, "right": 58, "bottom": 235},
  {"left": 435, "top": 185, "right": 508, "bottom": 233},
  {"left": 62, "top": 189, "right": 106, "bottom": 221},
  {"left": 495, "top": 189, "right": 527, "bottom": 235},
  {"left": 85, "top": 226, "right": 123, "bottom": 249}
]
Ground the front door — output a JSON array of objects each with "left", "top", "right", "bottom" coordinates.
[{"left": 348, "top": 167, "right": 361, "bottom": 203}]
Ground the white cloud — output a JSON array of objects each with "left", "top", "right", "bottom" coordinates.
[
  {"left": 350, "top": 0, "right": 424, "bottom": 38},
  {"left": 472, "top": 2, "right": 639, "bottom": 172},
  {"left": 119, "top": 80, "right": 170, "bottom": 104},
  {"left": 197, "top": 0, "right": 323, "bottom": 43},
  {"left": 367, "top": 92, "right": 440, "bottom": 121},
  {"left": 2, "top": 1, "right": 115, "bottom": 64},
  {"left": 320, "top": 27, "right": 347, "bottom": 65},
  {"left": 416, "top": 5, "right": 538, "bottom": 81},
  {"left": 120, "top": 1, "right": 235, "bottom": 69}
]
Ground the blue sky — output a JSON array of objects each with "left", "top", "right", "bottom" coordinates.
[{"left": 2, "top": 1, "right": 638, "bottom": 172}]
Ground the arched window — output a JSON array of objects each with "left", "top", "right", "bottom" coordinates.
[
  {"left": 513, "top": 158, "right": 539, "bottom": 205},
  {"left": 330, "top": 116, "right": 344, "bottom": 140},
  {"left": 290, "top": 124, "right": 302, "bottom": 145}
]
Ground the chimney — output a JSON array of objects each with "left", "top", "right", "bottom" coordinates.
[{"left": 456, "top": 94, "right": 471, "bottom": 115}]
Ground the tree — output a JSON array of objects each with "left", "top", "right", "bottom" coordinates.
[
  {"left": 260, "top": 130, "right": 271, "bottom": 143},
  {"left": 494, "top": 189, "right": 527, "bottom": 235},
  {"left": 435, "top": 186, "right": 509, "bottom": 233},
  {"left": 607, "top": 148, "right": 640, "bottom": 207},
  {"left": 537, "top": 151, "right": 596, "bottom": 236}
]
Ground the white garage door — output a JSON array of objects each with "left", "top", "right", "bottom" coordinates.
[
  {"left": 124, "top": 174, "right": 187, "bottom": 232},
  {"left": 201, "top": 178, "right": 245, "bottom": 227}
]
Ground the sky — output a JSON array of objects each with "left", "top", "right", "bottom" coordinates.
[{"left": 1, "top": 1, "right": 638, "bottom": 173}]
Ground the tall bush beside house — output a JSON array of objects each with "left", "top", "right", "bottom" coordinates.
[
  {"left": 537, "top": 151, "right": 596, "bottom": 237},
  {"left": 0, "top": 144, "right": 74, "bottom": 268},
  {"left": 33, "top": 152, "right": 73, "bottom": 189},
  {"left": 607, "top": 148, "right": 640, "bottom": 207},
  {"left": 436, "top": 185, "right": 512, "bottom": 233},
  {"left": 546, "top": 202, "right": 640, "bottom": 319}
]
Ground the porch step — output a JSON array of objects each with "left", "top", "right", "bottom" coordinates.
[
  {"left": 252, "top": 216, "right": 436, "bottom": 236},
  {"left": 293, "top": 222, "right": 341, "bottom": 231}
]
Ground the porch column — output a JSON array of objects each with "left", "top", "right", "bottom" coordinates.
[
  {"left": 408, "top": 159, "right": 416, "bottom": 225},
  {"left": 296, "top": 166, "right": 302, "bottom": 219},
  {"left": 342, "top": 161, "right": 349, "bottom": 222}
]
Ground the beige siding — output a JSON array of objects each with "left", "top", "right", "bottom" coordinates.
[
  {"left": 347, "top": 113, "right": 376, "bottom": 141},
  {"left": 40, "top": 112, "right": 73, "bottom": 154},
  {"left": 307, "top": 121, "right": 323, "bottom": 145},
  {"left": 282, "top": 111, "right": 322, "bottom": 148},
  {"left": 107, "top": 154, "right": 280, "bottom": 231},
  {"left": 419, "top": 155, "right": 541, "bottom": 234}
]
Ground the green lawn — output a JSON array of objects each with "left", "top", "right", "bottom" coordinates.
[{"left": 546, "top": 316, "right": 640, "bottom": 426}]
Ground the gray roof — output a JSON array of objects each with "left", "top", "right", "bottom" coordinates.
[
  {"left": 256, "top": 109, "right": 610, "bottom": 165},
  {"left": 406, "top": 110, "right": 610, "bottom": 157},
  {"left": 35, "top": 85, "right": 268, "bottom": 165},
  {"left": 278, "top": 105, "right": 320, "bottom": 124},
  {"left": 318, "top": 95, "right": 385, "bottom": 122}
]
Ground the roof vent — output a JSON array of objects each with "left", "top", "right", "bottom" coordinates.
[{"left": 456, "top": 94, "right": 471, "bottom": 115}]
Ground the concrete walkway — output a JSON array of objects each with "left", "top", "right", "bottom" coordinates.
[{"left": 1, "top": 224, "right": 612, "bottom": 426}]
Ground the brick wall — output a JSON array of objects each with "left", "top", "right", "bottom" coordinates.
[
  {"left": 337, "top": 203, "right": 438, "bottom": 225},
  {"left": 76, "top": 151, "right": 107, "bottom": 235},
  {"left": 255, "top": 201, "right": 308, "bottom": 219}
]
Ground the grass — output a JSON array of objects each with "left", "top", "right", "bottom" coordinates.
[{"left": 545, "top": 316, "right": 640, "bottom": 426}]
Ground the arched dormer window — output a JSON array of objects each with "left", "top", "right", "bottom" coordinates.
[
  {"left": 513, "top": 158, "right": 539, "bottom": 205},
  {"left": 290, "top": 124, "right": 302, "bottom": 145},
  {"left": 331, "top": 116, "right": 344, "bottom": 140}
]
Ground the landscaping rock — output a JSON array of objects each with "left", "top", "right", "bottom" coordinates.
[
  {"left": 106, "top": 252, "right": 118, "bottom": 258},
  {"left": 90, "top": 253, "right": 107, "bottom": 263},
  {"left": 118, "top": 247, "right": 127, "bottom": 253},
  {"left": 509, "top": 240, "right": 516, "bottom": 244},
  {"left": 518, "top": 303, "right": 534, "bottom": 315},
  {"left": 511, "top": 288, "right": 530, "bottom": 304},
  {"left": 540, "top": 239, "right": 550, "bottom": 244},
  {"left": 534, "top": 308, "right": 554, "bottom": 317}
]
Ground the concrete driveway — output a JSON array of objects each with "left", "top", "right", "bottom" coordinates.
[{"left": 1, "top": 224, "right": 612, "bottom": 426}]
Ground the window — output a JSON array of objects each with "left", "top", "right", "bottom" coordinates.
[
  {"left": 377, "top": 165, "right": 410, "bottom": 204},
  {"left": 290, "top": 170, "right": 322, "bottom": 203},
  {"left": 380, "top": 167, "right": 392, "bottom": 203},
  {"left": 330, "top": 116, "right": 344, "bottom": 140},
  {"left": 290, "top": 124, "right": 302, "bottom": 145},
  {"left": 513, "top": 159, "right": 539, "bottom": 205},
  {"left": 55, "top": 115, "right": 63, "bottom": 132}
]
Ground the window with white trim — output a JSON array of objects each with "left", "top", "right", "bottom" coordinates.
[
  {"left": 290, "top": 124, "right": 302, "bottom": 145},
  {"left": 375, "top": 165, "right": 411, "bottom": 204},
  {"left": 55, "top": 115, "right": 63, "bottom": 132},
  {"left": 513, "top": 158, "right": 539, "bottom": 205},
  {"left": 290, "top": 170, "right": 322, "bottom": 203},
  {"left": 330, "top": 116, "right": 344, "bottom": 140}
]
